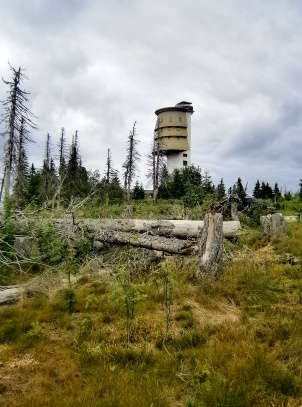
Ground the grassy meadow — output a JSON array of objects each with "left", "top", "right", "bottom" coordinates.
[{"left": 0, "top": 216, "right": 302, "bottom": 406}]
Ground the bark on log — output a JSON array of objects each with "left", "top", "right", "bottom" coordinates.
[
  {"left": 93, "top": 230, "right": 195, "bottom": 254},
  {"left": 197, "top": 213, "right": 223, "bottom": 279},
  {"left": 53, "top": 219, "right": 240, "bottom": 255},
  {"left": 80, "top": 219, "right": 241, "bottom": 239},
  {"left": 261, "top": 213, "right": 286, "bottom": 240}
]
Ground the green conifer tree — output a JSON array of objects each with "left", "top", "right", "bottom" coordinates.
[
  {"left": 253, "top": 180, "right": 261, "bottom": 198},
  {"left": 217, "top": 178, "right": 226, "bottom": 201}
]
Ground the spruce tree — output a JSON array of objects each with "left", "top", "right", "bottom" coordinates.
[
  {"left": 108, "top": 173, "right": 124, "bottom": 203},
  {"left": 202, "top": 170, "right": 215, "bottom": 195},
  {"left": 66, "top": 131, "right": 80, "bottom": 202},
  {"left": 132, "top": 181, "right": 145, "bottom": 199},
  {"left": 57, "top": 127, "right": 67, "bottom": 208},
  {"left": 234, "top": 177, "right": 247, "bottom": 210},
  {"left": 158, "top": 164, "right": 170, "bottom": 199},
  {"left": 13, "top": 117, "right": 30, "bottom": 207},
  {"left": 0, "top": 64, "right": 37, "bottom": 202},
  {"left": 27, "top": 164, "right": 42, "bottom": 204},
  {"left": 253, "top": 180, "right": 261, "bottom": 198},
  {"left": 169, "top": 168, "right": 183, "bottom": 198},
  {"left": 122, "top": 122, "right": 140, "bottom": 204},
  {"left": 260, "top": 182, "right": 273, "bottom": 200},
  {"left": 299, "top": 180, "right": 302, "bottom": 202},
  {"left": 274, "top": 182, "right": 281, "bottom": 202},
  {"left": 41, "top": 133, "right": 51, "bottom": 202},
  {"left": 217, "top": 178, "right": 226, "bottom": 201},
  {"left": 284, "top": 191, "right": 292, "bottom": 201}
]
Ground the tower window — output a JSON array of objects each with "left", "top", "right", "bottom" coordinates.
[
  {"left": 168, "top": 127, "right": 171, "bottom": 131},
  {"left": 183, "top": 161, "right": 188, "bottom": 166},
  {"left": 169, "top": 117, "right": 172, "bottom": 122},
  {"left": 179, "top": 117, "right": 182, "bottom": 122},
  {"left": 183, "top": 153, "right": 187, "bottom": 157},
  {"left": 177, "top": 127, "right": 179, "bottom": 131},
  {"left": 159, "top": 117, "right": 163, "bottom": 123}
]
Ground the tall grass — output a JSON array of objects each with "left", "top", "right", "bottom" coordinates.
[{"left": 1, "top": 234, "right": 302, "bottom": 406}]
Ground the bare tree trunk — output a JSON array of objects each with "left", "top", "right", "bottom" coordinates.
[
  {"left": 57, "top": 128, "right": 66, "bottom": 209},
  {"left": 197, "top": 213, "right": 223, "bottom": 279},
  {"left": 0, "top": 169, "right": 6, "bottom": 202},
  {"left": 3, "top": 69, "right": 21, "bottom": 200},
  {"left": 230, "top": 197, "right": 239, "bottom": 221},
  {"left": 153, "top": 137, "right": 161, "bottom": 204}
]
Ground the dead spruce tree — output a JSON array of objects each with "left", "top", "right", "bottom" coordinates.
[
  {"left": 0, "top": 63, "right": 37, "bottom": 202},
  {"left": 102, "top": 148, "right": 118, "bottom": 214},
  {"left": 56, "top": 127, "right": 67, "bottom": 208},
  {"left": 42, "top": 133, "right": 51, "bottom": 202},
  {"left": 146, "top": 133, "right": 165, "bottom": 204},
  {"left": 105, "top": 148, "right": 117, "bottom": 184},
  {"left": 122, "top": 121, "right": 140, "bottom": 205}
]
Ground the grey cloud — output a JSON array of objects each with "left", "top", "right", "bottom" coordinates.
[{"left": 1, "top": 0, "right": 302, "bottom": 193}]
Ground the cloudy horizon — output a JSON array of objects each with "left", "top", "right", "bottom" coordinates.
[{"left": 1, "top": 0, "right": 302, "bottom": 195}]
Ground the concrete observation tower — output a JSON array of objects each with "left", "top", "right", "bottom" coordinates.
[{"left": 154, "top": 101, "right": 194, "bottom": 173}]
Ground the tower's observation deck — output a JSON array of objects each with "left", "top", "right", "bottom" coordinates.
[{"left": 154, "top": 101, "right": 194, "bottom": 173}]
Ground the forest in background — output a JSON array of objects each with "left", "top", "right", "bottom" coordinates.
[{"left": 1, "top": 63, "right": 302, "bottom": 216}]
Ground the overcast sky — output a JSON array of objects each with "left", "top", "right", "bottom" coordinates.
[{"left": 1, "top": 0, "right": 302, "bottom": 194}]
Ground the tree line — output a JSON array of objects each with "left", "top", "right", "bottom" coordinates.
[{"left": 1, "top": 63, "right": 302, "bottom": 213}]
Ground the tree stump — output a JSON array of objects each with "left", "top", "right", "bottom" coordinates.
[
  {"left": 230, "top": 196, "right": 239, "bottom": 221},
  {"left": 261, "top": 213, "right": 286, "bottom": 240},
  {"left": 197, "top": 213, "right": 223, "bottom": 279}
]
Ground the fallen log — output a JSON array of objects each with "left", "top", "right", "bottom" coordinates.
[
  {"left": 53, "top": 218, "right": 240, "bottom": 254},
  {"left": 78, "top": 219, "right": 241, "bottom": 239},
  {"left": 0, "top": 286, "right": 24, "bottom": 305},
  {"left": 93, "top": 230, "right": 195, "bottom": 254},
  {"left": 0, "top": 271, "right": 78, "bottom": 306}
]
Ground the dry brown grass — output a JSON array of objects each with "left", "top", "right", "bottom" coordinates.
[{"left": 1, "top": 235, "right": 302, "bottom": 406}]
